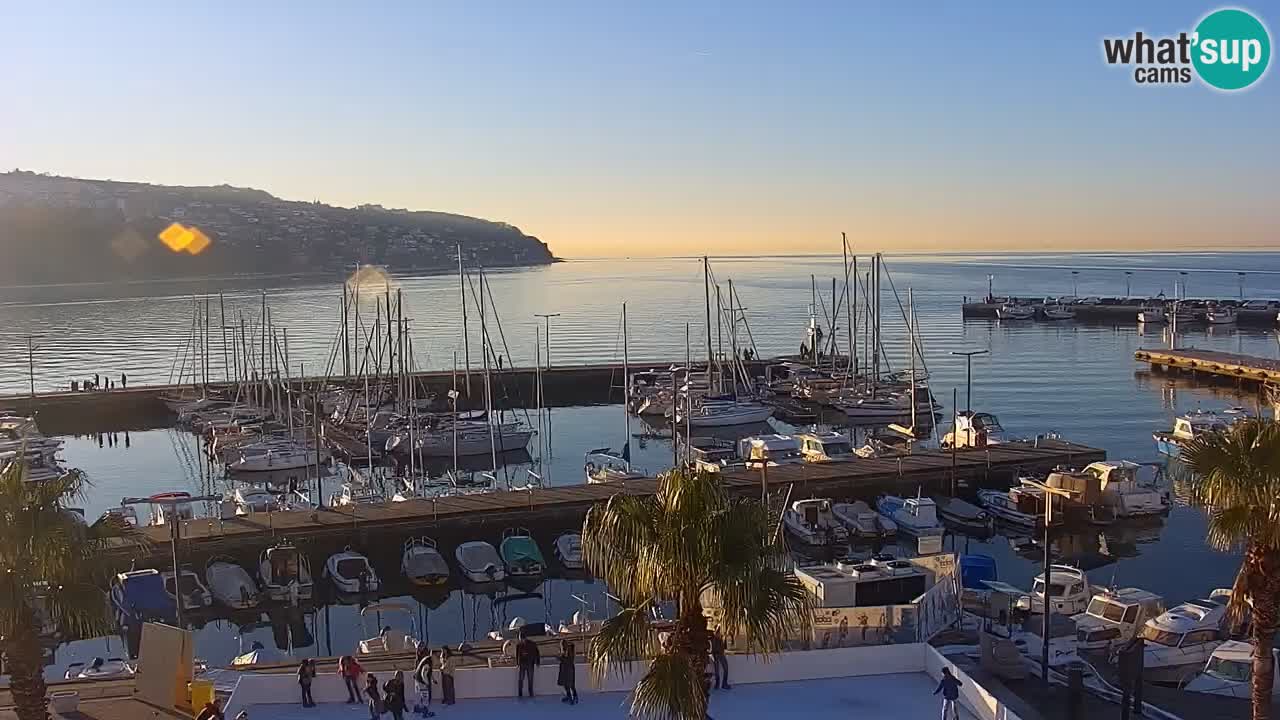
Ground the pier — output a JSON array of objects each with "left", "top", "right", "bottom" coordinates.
[
  {"left": 110, "top": 438, "right": 1103, "bottom": 567},
  {"left": 963, "top": 298, "right": 1278, "bottom": 325},
  {"left": 1135, "top": 347, "right": 1280, "bottom": 387}
]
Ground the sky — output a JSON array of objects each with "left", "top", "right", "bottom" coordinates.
[{"left": 1, "top": 2, "right": 1276, "bottom": 257}]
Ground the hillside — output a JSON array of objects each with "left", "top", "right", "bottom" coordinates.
[{"left": 0, "top": 171, "right": 556, "bottom": 285}]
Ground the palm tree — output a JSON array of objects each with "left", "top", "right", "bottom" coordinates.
[
  {"left": 1180, "top": 418, "right": 1280, "bottom": 720},
  {"left": 0, "top": 462, "right": 138, "bottom": 720},
  {"left": 582, "top": 467, "right": 812, "bottom": 720}
]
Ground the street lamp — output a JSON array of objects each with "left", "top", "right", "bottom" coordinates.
[
  {"left": 120, "top": 493, "right": 222, "bottom": 628},
  {"left": 1238, "top": 272, "right": 1246, "bottom": 300},
  {"left": 1020, "top": 478, "right": 1074, "bottom": 690},
  {"left": 987, "top": 274, "right": 995, "bottom": 303},
  {"left": 534, "top": 313, "right": 561, "bottom": 370},
  {"left": 1070, "top": 271, "right": 1079, "bottom": 298},
  {"left": 1124, "top": 271, "right": 1133, "bottom": 298},
  {"left": 1178, "top": 271, "right": 1189, "bottom": 299},
  {"left": 950, "top": 350, "right": 989, "bottom": 414}
]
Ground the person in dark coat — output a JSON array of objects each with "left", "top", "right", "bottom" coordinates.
[
  {"left": 366, "top": 673, "right": 383, "bottom": 718},
  {"left": 934, "top": 666, "right": 963, "bottom": 720},
  {"left": 439, "top": 647, "right": 456, "bottom": 705},
  {"left": 557, "top": 639, "right": 578, "bottom": 704},
  {"left": 383, "top": 670, "right": 407, "bottom": 720},
  {"left": 516, "top": 636, "right": 540, "bottom": 698},
  {"left": 709, "top": 630, "right": 730, "bottom": 690},
  {"left": 297, "top": 658, "right": 316, "bottom": 707}
]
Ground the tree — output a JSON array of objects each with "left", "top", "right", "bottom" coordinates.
[
  {"left": 1180, "top": 418, "right": 1280, "bottom": 720},
  {"left": 0, "top": 463, "right": 138, "bottom": 720},
  {"left": 582, "top": 468, "right": 812, "bottom": 720}
]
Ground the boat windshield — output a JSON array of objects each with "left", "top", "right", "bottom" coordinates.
[
  {"left": 1087, "top": 598, "right": 1134, "bottom": 623},
  {"left": 270, "top": 552, "right": 300, "bottom": 581},
  {"left": 1204, "top": 656, "right": 1252, "bottom": 682},
  {"left": 821, "top": 440, "right": 853, "bottom": 455},
  {"left": 168, "top": 574, "right": 202, "bottom": 595},
  {"left": 336, "top": 558, "right": 369, "bottom": 578},
  {"left": 1139, "top": 625, "right": 1182, "bottom": 647},
  {"left": 1032, "top": 579, "right": 1066, "bottom": 596}
]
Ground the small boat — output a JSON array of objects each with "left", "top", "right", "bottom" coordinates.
[
  {"left": 205, "top": 557, "right": 259, "bottom": 610},
  {"left": 258, "top": 542, "right": 314, "bottom": 602},
  {"left": 678, "top": 401, "right": 775, "bottom": 427},
  {"left": 1040, "top": 305, "right": 1075, "bottom": 321},
  {"left": 795, "top": 431, "right": 856, "bottom": 462},
  {"left": 737, "top": 434, "right": 804, "bottom": 466},
  {"left": 1030, "top": 565, "right": 1091, "bottom": 615},
  {"left": 933, "top": 496, "right": 992, "bottom": 534},
  {"left": 687, "top": 437, "right": 740, "bottom": 473},
  {"left": 1137, "top": 306, "right": 1167, "bottom": 323},
  {"left": 402, "top": 537, "right": 449, "bottom": 586},
  {"left": 331, "top": 481, "right": 383, "bottom": 507},
  {"left": 1084, "top": 460, "right": 1169, "bottom": 517},
  {"left": 357, "top": 602, "right": 421, "bottom": 656},
  {"left": 411, "top": 423, "right": 534, "bottom": 457},
  {"left": 500, "top": 528, "right": 546, "bottom": 578},
  {"left": 1071, "top": 587, "right": 1165, "bottom": 652},
  {"left": 585, "top": 449, "right": 646, "bottom": 483},
  {"left": 1205, "top": 305, "right": 1238, "bottom": 325},
  {"left": 554, "top": 532, "right": 584, "bottom": 570},
  {"left": 233, "top": 486, "right": 284, "bottom": 515},
  {"left": 1185, "top": 640, "right": 1280, "bottom": 699},
  {"left": 455, "top": 540, "right": 506, "bottom": 583},
  {"left": 110, "top": 569, "right": 175, "bottom": 635},
  {"left": 831, "top": 500, "right": 896, "bottom": 538},
  {"left": 228, "top": 442, "right": 325, "bottom": 472},
  {"left": 323, "top": 547, "right": 380, "bottom": 595},
  {"left": 942, "top": 410, "right": 1009, "bottom": 449},
  {"left": 1153, "top": 411, "right": 1231, "bottom": 457},
  {"left": 835, "top": 390, "right": 940, "bottom": 421},
  {"left": 231, "top": 640, "right": 282, "bottom": 667},
  {"left": 976, "top": 489, "right": 1039, "bottom": 528},
  {"left": 876, "top": 494, "right": 944, "bottom": 536},
  {"left": 782, "top": 499, "right": 849, "bottom": 545},
  {"left": 1138, "top": 591, "right": 1233, "bottom": 684},
  {"left": 64, "top": 657, "right": 134, "bottom": 681},
  {"left": 995, "top": 302, "right": 1035, "bottom": 320},
  {"left": 160, "top": 566, "right": 213, "bottom": 610}
]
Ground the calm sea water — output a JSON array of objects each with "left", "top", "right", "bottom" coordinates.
[{"left": 10, "top": 252, "right": 1280, "bottom": 677}]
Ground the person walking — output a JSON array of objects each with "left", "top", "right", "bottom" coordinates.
[
  {"left": 439, "top": 647, "right": 456, "bottom": 705},
  {"left": 413, "top": 649, "right": 436, "bottom": 717},
  {"left": 366, "top": 673, "right": 384, "bottom": 718},
  {"left": 339, "top": 655, "right": 365, "bottom": 703},
  {"left": 557, "top": 639, "right": 578, "bottom": 705},
  {"left": 516, "top": 635, "right": 540, "bottom": 698},
  {"left": 383, "top": 670, "right": 407, "bottom": 720},
  {"left": 120, "top": 372, "right": 127, "bottom": 389},
  {"left": 934, "top": 667, "right": 963, "bottom": 720},
  {"left": 297, "top": 658, "right": 316, "bottom": 707},
  {"left": 709, "top": 629, "right": 730, "bottom": 690}
]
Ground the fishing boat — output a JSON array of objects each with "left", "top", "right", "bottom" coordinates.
[
  {"left": 205, "top": 557, "right": 260, "bottom": 610},
  {"left": 1083, "top": 460, "right": 1168, "bottom": 517},
  {"left": 322, "top": 547, "right": 380, "bottom": 594},
  {"left": 160, "top": 566, "right": 213, "bottom": 610},
  {"left": 554, "top": 532, "right": 584, "bottom": 570},
  {"left": 1153, "top": 411, "right": 1231, "bottom": 457},
  {"left": 1137, "top": 591, "right": 1233, "bottom": 684},
  {"left": 1029, "top": 565, "right": 1091, "bottom": 615},
  {"left": 258, "top": 542, "right": 314, "bottom": 602},
  {"left": 933, "top": 496, "right": 992, "bottom": 534},
  {"left": 1205, "top": 304, "right": 1238, "bottom": 325},
  {"left": 976, "top": 489, "right": 1039, "bottom": 528},
  {"left": 585, "top": 448, "right": 645, "bottom": 483},
  {"left": 1041, "top": 304, "right": 1075, "bottom": 321},
  {"left": 455, "top": 540, "right": 506, "bottom": 583},
  {"left": 1185, "top": 641, "right": 1280, "bottom": 699},
  {"left": 795, "top": 431, "right": 856, "bottom": 462},
  {"left": 1071, "top": 587, "right": 1165, "bottom": 652},
  {"left": 500, "top": 528, "right": 546, "bottom": 578},
  {"left": 678, "top": 400, "right": 775, "bottom": 427},
  {"left": 831, "top": 500, "right": 896, "bottom": 539},
  {"left": 782, "top": 499, "right": 849, "bottom": 545},
  {"left": 876, "top": 494, "right": 944, "bottom": 536},
  {"left": 995, "top": 303, "right": 1035, "bottom": 320},
  {"left": 401, "top": 537, "right": 449, "bottom": 586}
]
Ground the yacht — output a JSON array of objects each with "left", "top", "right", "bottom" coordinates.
[
  {"left": 402, "top": 537, "right": 449, "bottom": 586},
  {"left": 585, "top": 449, "right": 646, "bottom": 483},
  {"left": 258, "top": 542, "right": 314, "bottom": 602},
  {"left": 782, "top": 499, "right": 849, "bottom": 545},
  {"left": 1205, "top": 305, "right": 1238, "bottom": 325},
  {"left": 323, "top": 547, "right": 380, "bottom": 594},
  {"left": 455, "top": 540, "right": 506, "bottom": 583},
  {"left": 228, "top": 442, "right": 327, "bottom": 472},
  {"left": 1185, "top": 641, "right": 1280, "bottom": 699},
  {"left": 687, "top": 437, "right": 741, "bottom": 473},
  {"left": 110, "top": 570, "right": 175, "bottom": 636},
  {"left": 1030, "top": 565, "right": 1091, "bottom": 615},
  {"left": 1153, "top": 411, "right": 1231, "bottom": 457},
  {"left": 995, "top": 303, "right": 1035, "bottom": 320},
  {"left": 976, "top": 489, "right": 1039, "bottom": 528},
  {"left": 942, "top": 410, "right": 1009, "bottom": 449},
  {"left": 411, "top": 422, "right": 534, "bottom": 457},
  {"left": 1071, "top": 587, "right": 1165, "bottom": 652},
  {"left": 205, "top": 557, "right": 260, "bottom": 610},
  {"left": 233, "top": 486, "right": 285, "bottom": 515},
  {"left": 831, "top": 500, "right": 896, "bottom": 539},
  {"left": 555, "top": 532, "right": 585, "bottom": 570},
  {"left": 678, "top": 400, "right": 775, "bottom": 428},
  {"left": 1138, "top": 591, "right": 1233, "bottom": 684},
  {"left": 876, "top": 494, "right": 944, "bottom": 536},
  {"left": 933, "top": 496, "right": 992, "bottom": 534},
  {"left": 795, "top": 431, "right": 856, "bottom": 462},
  {"left": 834, "top": 389, "right": 939, "bottom": 421},
  {"left": 331, "top": 481, "right": 382, "bottom": 507},
  {"left": 1137, "top": 306, "right": 1167, "bottom": 324},
  {"left": 1041, "top": 304, "right": 1075, "bottom": 320},
  {"left": 1083, "top": 460, "right": 1168, "bottom": 517},
  {"left": 500, "top": 527, "right": 546, "bottom": 578},
  {"left": 737, "top": 434, "right": 804, "bottom": 466}
]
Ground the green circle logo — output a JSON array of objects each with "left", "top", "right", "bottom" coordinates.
[{"left": 1193, "top": 8, "right": 1271, "bottom": 90}]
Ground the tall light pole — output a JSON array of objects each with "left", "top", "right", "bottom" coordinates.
[
  {"left": 1238, "top": 272, "right": 1246, "bottom": 300},
  {"left": 534, "top": 313, "right": 561, "bottom": 371},
  {"left": 987, "top": 274, "right": 995, "bottom": 303},
  {"left": 1071, "top": 271, "right": 1080, "bottom": 298},
  {"left": 950, "top": 349, "right": 989, "bottom": 414},
  {"left": 1021, "top": 479, "right": 1073, "bottom": 690},
  {"left": 1178, "top": 271, "right": 1189, "bottom": 299},
  {"left": 1124, "top": 271, "right": 1133, "bottom": 298}
]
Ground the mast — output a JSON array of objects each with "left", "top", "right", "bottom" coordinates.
[
  {"left": 715, "top": 284, "right": 724, "bottom": 394},
  {"left": 909, "top": 288, "right": 916, "bottom": 432},
  {"left": 458, "top": 244, "right": 471, "bottom": 397},
  {"left": 872, "top": 254, "right": 881, "bottom": 383},
  {"left": 341, "top": 284, "right": 350, "bottom": 377},
  {"left": 810, "top": 275, "right": 818, "bottom": 365},
  {"left": 703, "top": 256, "right": 714, "bottom": 387},
  {"left": 622, "top": 302, "right": 631, "bottom": 469},
  {"left": 728, "top": 279, "right": 739, "bottom": 397},
  {"left": 852, "top": 253, "right": 858, "bottom": 377},
  {"left": 830, "top": 276, "right": 838, "bottom": 371},
  {"left": 843, "top": 234, "right": 853, "bottom": 379},
  {"left": 451, "top": 352, "right": 459, "bottom": 480},
  {"left": 481, "top": 269, "right": 498, "bottom": 474}
]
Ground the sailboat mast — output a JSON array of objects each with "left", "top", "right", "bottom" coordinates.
[
  {"left": 481, "top": 269, "right": 498, "bottom": 474},
  {"left": 703, "top": 256, "right": 713, "bottom": 387},
  {"left": 459, "top": 244, "right": 471, "bottom": 397},
  {"left": 872, "top": 254, "right": 881, "bottom": 383},
  {"left": 341, "top": 283, "right": 350, "bottom": 377},
  {"left": 728, "top": 279, "right": 739, "bottom": 397},
  {"left": 622, "top": 302, "right": 631, "bottom": 468},
  {"left": 843, "top": 234, "right": 853, "bottom": 378},
  {"left": 909, "top": 288, "right": 916, "bottom": 432}
]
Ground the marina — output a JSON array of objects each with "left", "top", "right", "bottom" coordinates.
[{"left": 1135, "top": 347, "right": 1280, "bottom": 387}]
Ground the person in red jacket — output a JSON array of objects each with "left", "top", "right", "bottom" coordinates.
[{"left": 339, "top": 655, "right": 365, "bottom": 704}]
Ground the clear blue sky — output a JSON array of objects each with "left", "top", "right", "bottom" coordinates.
[{"left": 2, "top": 2, "right": 1275, "bottom": 255}]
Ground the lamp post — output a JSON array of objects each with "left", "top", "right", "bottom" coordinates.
[
  {"left": 1124, "top": 271, "right": 1133, "bottom": 298},
  {"left": 1071, "top": 271, "right": 1079, "bottom": 298},
  {"left": 120, "top": 493, "right": 221, "bottom": 628},
  {"left": 1238, "top": 272, "right": 1246, "bottom": 300},
  {"left": 1178, "top": 271, "right": 1189, "bottom": 299},
  {"left": 534, "top": 313, "right": 561, "bottom": 370},
  {"left": 1020, "top": 479, "right": 1074, "bottom": 690},
  {"left": 987, "top": 274, "right": 995, "bottom": 303},
  {"left": 950, "top": 349, "right": 989, "bottom": 414}
]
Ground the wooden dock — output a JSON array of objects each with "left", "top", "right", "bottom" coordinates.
[
  {"left": 1134, "top": 347, "right": 1280, "bottom": 385},
  {"left": 114, "top": 439, "right": 1103, "bottom": 566}
]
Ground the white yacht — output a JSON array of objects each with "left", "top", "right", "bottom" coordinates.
[
  {"left": 995, "top": 302, "right": 1035, "bottom": 320},
  {"left": 942, "top": 411, "right": 1009, "bottom": 449},
  {"left": 835, "top": 389, "right": 939, "bottom": 421},
  {"left": 1153, "top": 411, "right": 1231, "bottom": 457},
  {"left": 1071, "top": 587, "right": 1165, "bottom": 652},
  {"left": 687, "top": 437, "right": 741, "bottom": 473},
  {"left": 331, "top": 481, "right": 382, "bottom": 507},
  {"left": 976, "top": 489, "right": 1039, "bottom": 528},
  {"left": 782, "top": 499, "right": 849, "bottom": 546},
  {"left": 1185, "top": 641, "right": 1280, "bottom": 699},
  {"left": 258, "top": 542, "right": 314, "bottom": 602},
  {"left": 1082, "top": 461, "right": 1168, "bottom": 517},
  {"left": 402, "top": 537, "right": 449, "bottom": 587},
  {"left": 555, "top": 532, "right": 585, "bottom": 570},
  {"left": 678, "top": 400, "right": 775, "bottom": 427},
  {"left": 737, "top": 434, "right": 804, "bottom": 466},
  {"left": 228, "top": 442, "right": 327, "bottom": 472},
  {"left": 1137, "top": 591, "right": 1233, "bottom": 684},
  {"left": 1137, "top": 306, "right": 1167, "bottom": 323},
  {"left": 233, "top": 486, "right": 285, "bottom": 515},
  {"left": 1205, "top": 305, "right": 1238, "bottom": 325},
  {"left": 205, "top": 557, "right": 260, "bottom": 610},
  {"left": 455, "top": 540, "right": 506, "bottom": 583},
  {"left": 585, "top": 449, "right": 646, "bottom": 483},
  {"left": 323, "top": 547, "right": 380, "bottom": 594},
  {"left": 412, "top": 423, "right": 534, "bottom": 457},
  {"left": 876, "top": 494, "right": 944, "bottom": 537},
  {"left": 831, "top": 500, "right": 896, "bottom": 538},
  {"left": 1030, "top": 566, "right": 1091, "bottom": 615},
  {"left": 795, "top": 431, "right": 856, "bottom": 462}
]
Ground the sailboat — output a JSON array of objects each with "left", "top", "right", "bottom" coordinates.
[{"left": 587, "top": 303, "right": 646, "bottom": 483}]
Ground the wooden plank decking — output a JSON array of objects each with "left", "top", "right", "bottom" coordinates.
[{"left": 1135, "top": 347, "right": 1280, "bottom": 384}]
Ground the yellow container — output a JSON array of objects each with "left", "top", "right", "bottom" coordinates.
[{"left": 188, "top": 680, "right": 215, "bottom": 710}]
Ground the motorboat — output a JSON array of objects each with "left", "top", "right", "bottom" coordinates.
[
  {"left": 1185, "top": 641, "right": 1280, "bottom": 699},
  {"left": 64, "top": 657, "right": 134, "bottom": 681},
  {"left": 737, "top": 434, "right": 804, "bottom": 466},
  {"left": 782, "top": 499, "right": 850, "bottom": 546},
  {"left": 585, "top": 449, "right": 646, "bottom": 483},
  {"left": 205, "top": 557, "right": 260, "bottom": 610},
  {"left": 330, "top": 481, "right": 382, "bottom": 507},
  {"left": 110, "top": 569, "right": 175, "bottom": 636},
  {"left": 678, "top": 400, "right": 775, "bottom": 427},
  {"left": 402, "top": 537, "right": 449, "bottom": 586},
  {"left": 1013, "top": 614, "right": 1081, "bottom": 668},
  {"left": 995, "top": 302, "right": 1035, "bottom": 320},
  {"left": 942, "top": 411, "right": 1009, "bottom": 449},
  {"left": 455, "top": 540, "right": 506, "bottom": 583},
  {"left": 1153, "top": 411, "right": 1231, "bottom": 457},
  {"left": 1138, "top": 591, "right": 1233, "bottom": 684},
  {"left": 1040, "top": 304, "right": 1075, "bottom": 321},
  {"left": 835, "top": 390, "right": 939, "bottom": 421},
  {"left": 1071, "top": 587, "right": 1165, "bottom": 652},
  {"left": 160, "top": 566, "right": 213, "bottom": 610},
  {"left": 357, "top": 602, "right": 421, "bottom": 656},
  {"left": 795, "top": 431, "right": 856, "bottom": 463},
  {"left": 1137, "top": 306, "right": 1167, "bottom": 323},
  {"left": 323, "top": 547, "right": 380, "bottom": 595},
  {"left": 258, "top": 542, "right": 314, "bottom": 602},
  {"left": 876, "top": 494, "right": 944, "bottom": 536},
  {"left": 1205, "top": 305, "right": 1238, "bottom": 325},
  {"left": 1082, "top": 461, "right": 1168, "bottom": 517},
  {"left": 140, "top": 492, "right": 195, "bottom": 527},
  {"left": 411, "top": 423, "right": 534, "bottom": 457},
  {"left": 976, "top": 489, "right": 1039, "bottom": 528},
  {"left": 831, "top": 500, "right": 896, "bottom": 538},
  {"left": 555, "top": 532, "right": 584, "bottom": 570},
  {"left": 933, "top": 496, "right": 992, "bottom": 534},
  {"left": 233, "top": 485, "right": 285, "bottom": 515},
  {"left": 687, "top": 437, "right": 740, "bottom": 473},
  {"left": 500, "top": 527, "right": 546, "bottom": 578},
  {"left": 228, "top": 442, "right": 326, "bottom": 472},
  {"left": 1030, "top": 565, "right": 1091, "bottom": 615}
]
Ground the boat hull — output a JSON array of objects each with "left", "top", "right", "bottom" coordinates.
[
  {"left": 1153, "top": 433, "right": 1182, "bottom": 458},
  {"left": 415, "top": 430, "right": 533, "bottom": 457}
]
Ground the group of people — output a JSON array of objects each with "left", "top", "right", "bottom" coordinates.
[
  {"left": 73, "top": 372, "right": 127, "bottom": 392},
  {"left": 511, "top": 637, "right": 578, "bottom": 704},
  {"left": 331, "top": 647, "right": 457, "bottom": 718}
]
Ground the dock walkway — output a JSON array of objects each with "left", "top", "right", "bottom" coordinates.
[{"left": 1134, "top": 347, "right": 1280, "bottom": 385}]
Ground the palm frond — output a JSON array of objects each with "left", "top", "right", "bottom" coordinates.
[
  {"left": 588, "top": 601, "right": 658, "bottom": 680},
  {"left": 628, "top": 651, "right": 707, "bottom": 720}
]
